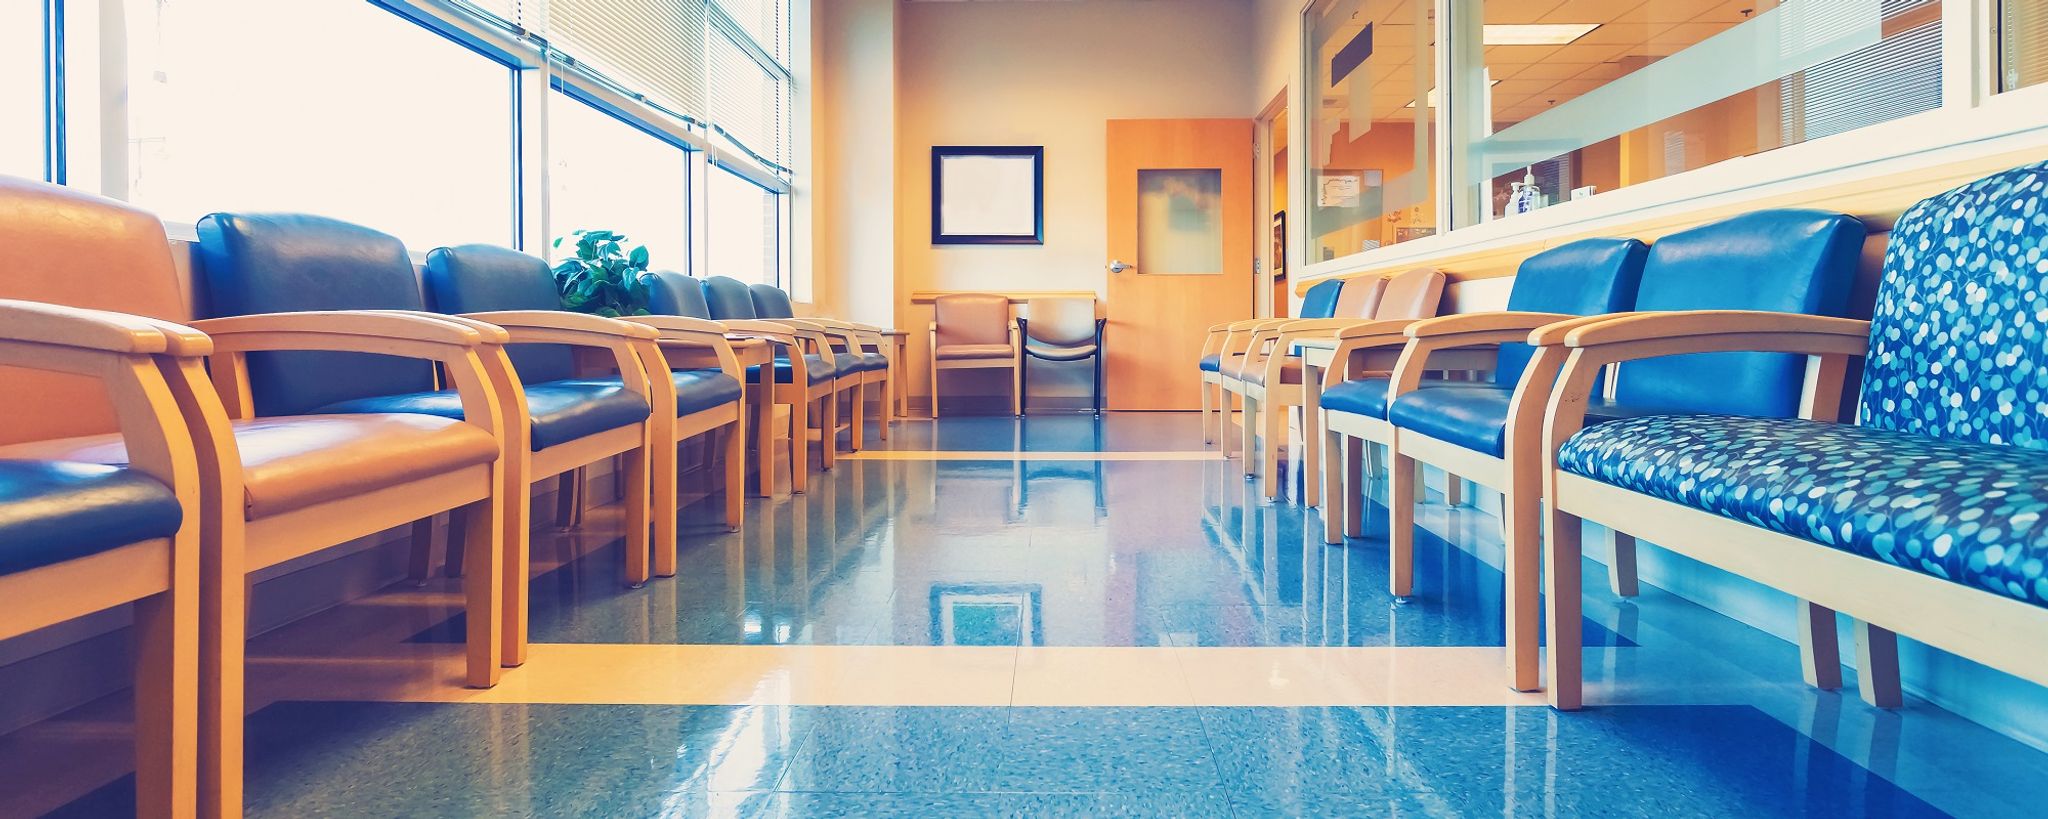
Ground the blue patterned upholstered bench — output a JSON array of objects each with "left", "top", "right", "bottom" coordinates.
[{"left": 1538, "top": 162, "right": 2048, "bottom": 711}]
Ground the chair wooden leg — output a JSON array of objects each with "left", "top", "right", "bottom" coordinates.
[
  {"left": 1447, "top": 474, "right": 1464, "bottom": 507},
  {"left": 789, "top": 394, "right": 810, "bottom": 494},
  {"left": 819, "top": 392, "right": 838, "bottom": 470},
  {"left": 1855, "top": 620, "right": 1903, "bottom": 708},
  {"left": 1544, "top": 506, "right": 1585, "bottom": 710},
  {"left": 444, "top": 511, "right": 468, "bottom": 578},
  {"left": 724, "top": 417, "right": 746, "bottom": 532},
  {"left": 1389, "top": 447, "right": 1417, "bottom": 597},
  {"left": 1322, "top": 427, "right": 1347, "bottom": 545},
  {"left": 1013, "top": 361, "right": 1024, "bottom": 417},
  {"left": 1608, "top": 531, "right": 1641, "bottom": 597},
  {"left": 499, "top": 450, "right": 533, "bottom": 667},
  {"left": 652, "top": 423, "right": 680, "bottom": 579},
  {"left": 553, "top": 471, "right": 579, "bottom": 529},
  {"left": 1342, "top": 436, "right": 1365, "bottom": 539},
  {"left": 621, "top": 444, "right": 651, "bottom": 588},
  {"left": 1201, "top": 378, "right": 1214, "bottom": 445},
  {"left": 1302, "top": 403, "right": 1322, "bottom": 508},
  {"left": 878, "top": 371, "right": 894, "bottom": 441},
  {"left": 462, "top": 488, "right": 506, "bottom": 685},
  {"left": 1260, "top": 400, "right": 1284, "bottom": 500},
  {"left": 849, "top": 383, "right": 865, "bottom": 452},
  {"left": 1799, "top": 601, "right": 1843, "bottom": 690},
  {"left": 133, "top": 583, "right": 197, "bottom": 819},
  {"left": 1241, "top": 394, "right": 1259, "bottom": 479},
  {"left": 407, "top": 516, "right": 435, "bottom": 585},
  {"left": 1504, "top": 482, "right": 1542, "bottom": 693},
  {"left": 929, "top": 360, "right": 941, "bottom": 419},
  {"left": 753, "top": 384, "right": 776, "bottom": 498}
]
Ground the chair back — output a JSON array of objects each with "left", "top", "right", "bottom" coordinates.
[
  {"left": 702, "top": 275, "right": 759, "bottom": 320},
  {"left": 1612, "top": 208, "right": 1865, "bottom": 417},
  {"left": 423, "top": 244, "right": 575, "bottom": 384},
  {"left": 749, "top": 283, "right": 797, "bottom": 319},
  {"left": 643, "top": 270, "right": 712, "bottom": 319},
  {"left": 1371, "top": 267, "right": 1446, "bottom": 320},
  {"left": 1857, "top": 162, "right": 2048, "bottom": 449},
  {"left": 195, "top": 212, "right": 437, "bottom": 416},
  {"left": 0, "top": 176, "right": 190, "bottom": 444},
  {"left": 1023, "top": 297, "right": 1097, "bottom": 347},
  {"left": 1330, "top": 275, "right": 1386, "bottom": 319},
  {"left": 1493, "top": 238, "right": 1648, "bottom": 386},
  {"left": 934, "top": 293, "right": 1012, "bottom": 348},
  {"left": 1298, "top": 278, "right": 1345, "bottom": 319}
]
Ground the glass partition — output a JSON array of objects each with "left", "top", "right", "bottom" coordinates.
[
  {"left": 1449, "top": 0, "right": 1943, "bottom": 225},
  {"left": 1305, "top": 0, "right": 1439, "bottom": 263},
  {"left": 2007, "top": 0, "right": 2048, "bottom": 92}
]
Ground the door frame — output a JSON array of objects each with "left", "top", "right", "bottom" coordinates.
[{"left": 1254, "top": 88, "right": 1289, "bottom": 319}]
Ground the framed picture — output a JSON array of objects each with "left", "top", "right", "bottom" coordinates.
[{"left": 932, "top": 146, "right": 1044, "bottom": 245}]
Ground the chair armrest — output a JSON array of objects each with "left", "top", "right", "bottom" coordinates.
[
  {"left": 1560, "top": 310, "right": 1872, "bottom": 351},
  {"left": 716, "top": 319, "right": 800, "bottom": 347},
  {"left": 192, "top": 311, "right": 505, "bottom": 348},
  {"left": 1526, "top": 312, "right": 1649, "bottom": 346},
  {"left": 1317, "top": 320, "right": 1424, "bottom": 388},
  {"left": 463, "top": 310, "right": 659, "bottom": 342},
  {"left": 0, "top": 299, "right": 211, "bottom": 355},
  {"left": 1405, "top": 311, "right": 1580, "bottom": 339}
]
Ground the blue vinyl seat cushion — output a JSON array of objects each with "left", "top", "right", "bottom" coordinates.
[
  {"left": 1557, "top": 414, "right": 2048, "bottom": 609},
  {"left": 1320, "top": 376, "right": 1474, "bottom": 421},
  {"left": 848, "top": 352, "right": 889, "bottom": 373},
  {"left": 1388, "top": 386, "right": 1672, "bottom": 458},
  {"left": 315, "top": 379, "right": 651, "bottom": 452},
  {"left": 1199, "top": 354, "right": 1223, "bottom": 373},
  {"left": 670, "top": 370, "right": 744, "bottom": 416},
  {"left": 748, "top": 354, "right": 838, "bottom": 385},
  {"left": 0, "top": 460, "right": 183, "bottom": 575}
]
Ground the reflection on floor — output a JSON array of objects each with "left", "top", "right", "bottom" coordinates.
[{"left": 7, "top": 413, "right": 2046, "bottom": 817}]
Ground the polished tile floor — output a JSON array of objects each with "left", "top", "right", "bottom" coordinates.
[{"left": 10, "top": 413, "right": 2048, "bottom": 817}]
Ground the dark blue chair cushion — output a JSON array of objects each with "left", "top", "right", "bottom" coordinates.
[
  {"left": 1558, "top": 414, "right": 2048, "bottom": 609},
  {"left": 1613, "top": 209, "right": 1865, "bottom": 418},
  {"left": 423, "top": 244, "right": 576, "bottom": 384},
  {"left": 194, "top": 213, "right": 436, "bottom": 416},
  {"left": 670, "top": 370, "right": 744, "bottom": 416},
  {"left": 851, "top": 352, "right": 888, "bottom": 372},
  {"left": 1300, "top": 279, "right": 1345, "bottom": 320},
  {"left": 1857, "top": 162, "right": 2048, "bottom": 450},
  {"left": 644, "top": 271, "right": 712, "bottom": 319},
  {"left": 748, "top": 355, "right": 836, "bottom": 385},
  {"left": 1493, "top": 237, "right": 1648, "bottom": 386},
  {"left": 749, "top": 284, "right": 796, "bottom": 319},
  {"left": 703, "top": 276, "right": 759, "bottom": 320},
  {"left": 1320, "top": 376, "right": 1469, "bottom": 421},
  {"left": 316, "top": 379, "right": 650, "bottom": 452},
  {"left": 1388, "top": 386, "right": 1672, "bottom": 458},
  {"left": 1199, "top": 354, "right": 1222, "bottom": 373},
  {"left": 0, "top": 461, "right": 182, "bottom": 575}
]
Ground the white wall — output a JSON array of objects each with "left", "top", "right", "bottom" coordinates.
[{"left": 810, "top": 0, "right": 898, "bottom": 327}]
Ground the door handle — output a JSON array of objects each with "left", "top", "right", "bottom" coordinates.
[{"left": 1108, "top": 259, "right": 1135, "bottom": 274}]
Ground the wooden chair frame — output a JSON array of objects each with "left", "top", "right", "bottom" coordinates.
[
  {"left": 1200, "top": 319, "right": 1288, "bottom": 452},
  {"left": 722, "top": 319, "right": 841, "bottom": 495},
  {"left": 0, "top": 301, "right": 206, "bottom": 819},
  {"left": 787, "top": 320, "right": 870, "bottom": 452},
  {"left": 629, "top": 315, "right": 750, "bottom": 553},
  {"left": 928, "top": 320, "right": 1023, "bottom": 418},
  {"left": 807, "top": 317, "right": 898, "bottom": 444},
  {"left": 1535, "top": 310, "right": 1972, "bottom": 712},
  {"left": 184, "top": 309, "right": 513, "bottom": 818},
  {"left": 1234, "top": 318, "right": 1376, "bottom": 500}
]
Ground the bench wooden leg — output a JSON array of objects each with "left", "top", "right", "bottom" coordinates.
[
  {"left": 1799, "top": 601, "right": 1843, "bottom": 690},
  {"left": 1544, "top": 506, "right": 1585, "bottom": 711},
  {"left": 1855, "top": 620, "right": 1903, "bottom": 708},
  {"left": 1608, "top": 531, "right": 1640, "bottom": 597}
]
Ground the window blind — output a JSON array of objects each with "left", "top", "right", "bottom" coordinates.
[
  {"left": 1780, "top": 0, "right": 1941, "bottom": 144},
  {"left": 2008, "top": 0, "right": 2048, "bottom": 91},
  {"left": 707, "top": 24, "right": 787, "bottom": 167},
  {"left": 544, "top": 0, "right": 709, "bottom": 120}
]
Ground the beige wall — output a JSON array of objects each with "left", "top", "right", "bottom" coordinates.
[
  {"left": 878, "top": 0, "right": 1256, "bottom": 403},
  {"left": 810, "top": 0, "right": 898, "bottom": 326}
]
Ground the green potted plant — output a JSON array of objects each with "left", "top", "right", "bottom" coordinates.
[{"left": 551, "top": 229, "right": 652, "bottom": 317}]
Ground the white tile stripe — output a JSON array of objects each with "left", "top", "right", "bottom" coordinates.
[{"left": 840, "top": 450, "right": 1225, "bottom": 461}]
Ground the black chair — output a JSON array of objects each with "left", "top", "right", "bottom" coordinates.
[{"left": 1016, "top": 297, "right": 1105, "bottom": 415}]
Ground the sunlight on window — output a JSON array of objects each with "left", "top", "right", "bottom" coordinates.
[
  {"left": 546, "top": 91, "right": 690, "bottom": 272},
  {"left": 123, "top": 0, "right": 513, "bottom": 247},
  {"left": 705, "top": 167, "right": 778, "bottom": 285},
  {"left": 1, "top": 2, "right": 43, "bottom": 180}
]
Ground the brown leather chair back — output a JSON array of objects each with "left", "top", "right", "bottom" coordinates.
[
  {"left": 1372, "top": 267, "right": 1446, "bottom": 320},
  {"left": 0, "top": 176, "right": 191, "bottom": 445},
  {"left": 934, "top": 293, "right": 1013, "bottom": 348},
  {"left": 1332, "top": 275, "right": 1387, "bottom": 318}
]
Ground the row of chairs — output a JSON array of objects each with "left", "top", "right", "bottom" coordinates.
[
  {"left": 1200, "top": 161, "right": 2048, "bottom": 712},
  {"left": 0, "top": 176, "right": 894, "bottom": 817}
]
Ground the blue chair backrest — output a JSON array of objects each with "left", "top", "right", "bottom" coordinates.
[
  {"left": 643, "top": 270, "right": 712, "bottom": 319},
  {"left": 1493, "top": 237, "right": 1648, "bottom": 387},
  {"left": 195, "top": 213, "right": 436, "bottom": 416},
  {"left": 702, "top": 275, "right": 758, "bottom": 320},
  {"left": 750, "top": 283, "right": 796, "bottom": 319},
  {"left": 1857, "top": 162, "right": 2048, "bottom": 450},
  {"left": 423, "top": 244, "right": 575, "bottom": 385},
  {"left": 1299, "top": 278, "right": 1345, "bottom": 319},
  {"left": 1610, "top": 209, "right": 1865, "bottom": 418}
]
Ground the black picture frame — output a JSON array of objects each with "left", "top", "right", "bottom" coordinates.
[{"left": 931, "top": 145, "right": 1045, "bottom": 245}]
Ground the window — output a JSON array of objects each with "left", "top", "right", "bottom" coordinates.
[
  {"left": 1451, "top": 0, "right": 1943, "bottom": 224},
  {"left": 548, "top": 90, "right": 691, "bottom": 271},
  {"left": 2006, "top": 0, "right": 2048, "bottom": 92},
  {"left": 2, "top": 1, "right": 45, "bottom": 180},
  {"left": 122, "top": 0, "right": 515, "bottom": 248},
  {"left": 1305, "top": 0, "right": 1439, "bottom": 263},
  {"left": 704, "top": 166, "right": 780, "bottom": 285}
]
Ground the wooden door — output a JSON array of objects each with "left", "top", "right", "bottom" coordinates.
[{"left": 1105, "top": 118, "right": 1254, "bottom": 410}]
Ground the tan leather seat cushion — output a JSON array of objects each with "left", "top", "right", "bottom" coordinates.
[
  {"left": 1242, "top": 357, "right": 1303, "bottom": 387},
  {"left": 0, "top": 414, "right": 499, "bottom": 520},
  {"left": 935, "top": 343, "right": 1016, "bottom": 360}
]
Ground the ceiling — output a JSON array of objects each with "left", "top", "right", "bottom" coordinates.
[{"left": 1315, "top": 0, "right": 1781, "bottom": 125}]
